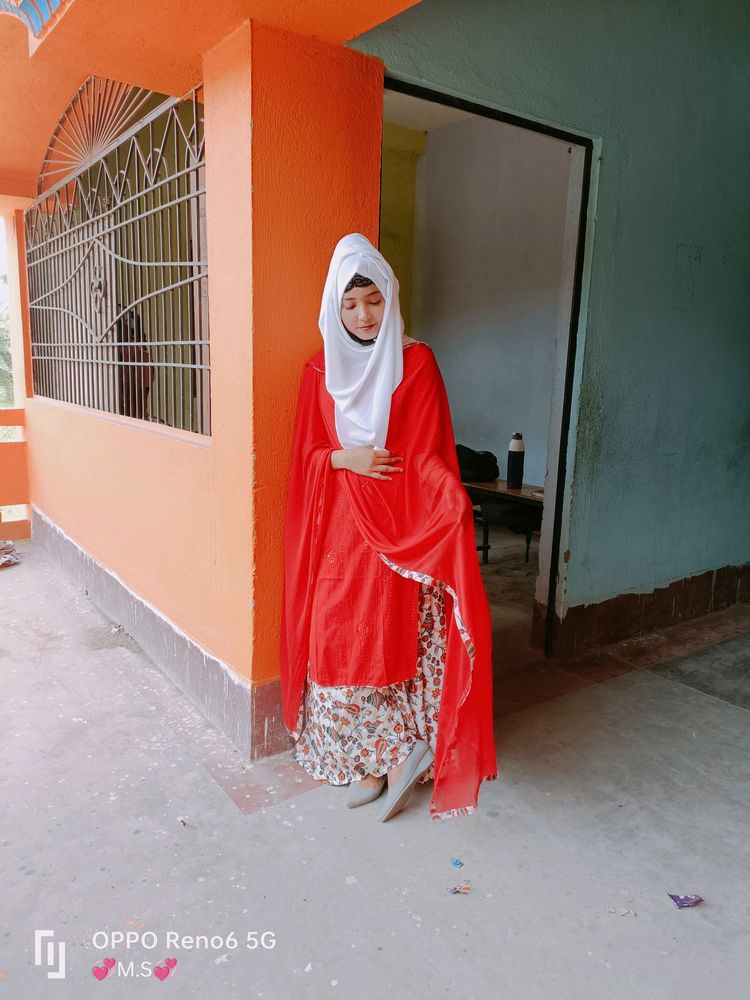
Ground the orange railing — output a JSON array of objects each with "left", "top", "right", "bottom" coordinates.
[{"left": 0, "top": 408, "right": 30, "bottom": 540}]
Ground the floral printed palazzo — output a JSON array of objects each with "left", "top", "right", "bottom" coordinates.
[{"left": 291, "top": 575, "right": 450, "bottom": 786}]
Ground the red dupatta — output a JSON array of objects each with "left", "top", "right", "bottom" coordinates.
[{"left": 281, "top": 341, "right": 498, "bottom": 819}]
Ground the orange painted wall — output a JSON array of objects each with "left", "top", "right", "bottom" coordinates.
[
  {"left": 0, "top": 443, "right": 28, "bottom": 505},
  {"left": 8, "top": 11, "right": 387, "bottom": 693},
  {"left": 23, "top": 29, "right": 255, "bottom": 675},
  {"left": 0, "top": 410, "right": 29, "bottom": 528},
  {"left": 249, "top": 23, "right": 384, "bottom": 682}
]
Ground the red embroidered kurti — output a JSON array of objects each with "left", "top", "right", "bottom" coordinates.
[
  {"left": 308, "top": 461, "right": 421, "bottom": 687},
  {"left": 281, "top": 340, "right": 498, "bottom": 818}
]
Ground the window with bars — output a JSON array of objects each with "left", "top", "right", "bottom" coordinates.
[{"left": 24, "top": 77, "right": 211, "bottom": 434}]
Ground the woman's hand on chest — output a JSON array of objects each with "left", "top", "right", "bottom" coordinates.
[{"left": 330, "top": 446, "right": 404, "bottom": 480}]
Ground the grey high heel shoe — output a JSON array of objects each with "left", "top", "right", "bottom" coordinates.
[
  {"left": 379, "top": 740, "right": 434, "bottom": 822},
  {"left": 346, "top": 774, "right": 387, "bottom": 808}
]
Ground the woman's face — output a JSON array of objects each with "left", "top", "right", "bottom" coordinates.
[{"left": 340, "top": 282, "right": 385, "bottom": 340}]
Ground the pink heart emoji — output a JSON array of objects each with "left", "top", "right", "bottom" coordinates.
[
  {"left": 164, "top": 958, "right": 177, "bottom": 969},
  {"left": 103, "top": 958, "right": 116, "bottom": 969},
  {"left": 153, "top": 966, "right": 170, "bottom": 981},
  {"left": 92, "top": 965, "right": 108, "bottom": 981}
]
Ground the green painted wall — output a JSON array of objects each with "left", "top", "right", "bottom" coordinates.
[
  {"left": 380, "top": 121, "right": 426, "bottom": 334},
  {"left": 350, "top": 0, "right": 750, "bottom": 608}
]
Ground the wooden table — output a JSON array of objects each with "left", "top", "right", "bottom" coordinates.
[{"left": 462, "top": 479, "right": 544, "bottom": 563}]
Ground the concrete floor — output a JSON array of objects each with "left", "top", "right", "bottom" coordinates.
[{"left": 2, "top": 539, "right": 750, "bottom": 999}]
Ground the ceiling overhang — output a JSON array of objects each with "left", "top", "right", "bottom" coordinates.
[{"left": 0, "top": 0, "right": 419, "bottom": 194}]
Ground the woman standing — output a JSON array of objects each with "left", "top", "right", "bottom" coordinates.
[{"left": 281, "top": 233, "right": 497, "bottom": 821}]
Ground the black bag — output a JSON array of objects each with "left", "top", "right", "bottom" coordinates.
[{"left": 455, "top": 443, "right": 499, "bottom": 482}]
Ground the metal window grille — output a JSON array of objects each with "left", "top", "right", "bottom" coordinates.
[{"left": 24, "top": 79, "right": 211, "bottom": 434}]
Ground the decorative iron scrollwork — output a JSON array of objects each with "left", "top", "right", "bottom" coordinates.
[
  {"left": 90, "top": 262, "right": 106, "bottom": 314},
  {"left": 24, "top": 82, "right": 211, "bottom": 435}
]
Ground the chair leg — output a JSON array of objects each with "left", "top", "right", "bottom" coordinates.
[
  {"left": 483, "top": 521, "right": 489, "bottom": 564},
  {"left": 525, "top": 529, "right": 532, "bottom": 563}
]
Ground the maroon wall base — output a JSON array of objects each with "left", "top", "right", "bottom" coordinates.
[
  {"left": 250, "top": 678, "right": 292, "bottom": 759},
  {"left": 533, "top": 561, "right": 750, "bottom": 659}
]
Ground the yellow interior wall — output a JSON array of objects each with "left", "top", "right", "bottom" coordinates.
[{"left": 379, "top": 121, "right": 426, "bottom": 335}]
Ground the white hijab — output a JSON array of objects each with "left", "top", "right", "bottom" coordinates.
[{"left": 318, "top": 233, "right": 404, "bottom": 449}]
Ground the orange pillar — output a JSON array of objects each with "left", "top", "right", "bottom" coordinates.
[{"left": 245, "top": 22, "right": 384, "bottom": 749}]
